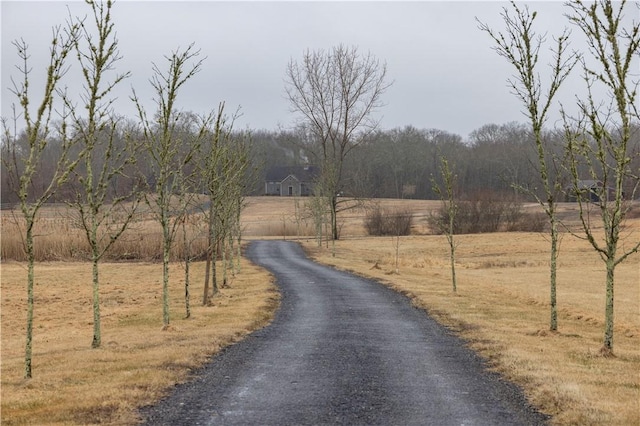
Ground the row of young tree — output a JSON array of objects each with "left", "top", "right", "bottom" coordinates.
[{"left": 1, "top": 1, "right": 250, "bottom": 378}]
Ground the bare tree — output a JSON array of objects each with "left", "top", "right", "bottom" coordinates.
[
  {"left": 133, "top": 45, "right": 207, "bottom": 329},
  {"left": 563, "top": 0, "right": 640, "bottom": 355},
  {"left": 285, "top": 44, "right": 391, "bottom": 240},
  {"left": 199, "top": 104, "right": 250, "bottom": 303},
  {"left": 64, "top": 0, "right": 142, "bottom": 348},
  {"left": 479, "top": 1, "right": 578, "bottom": 331},
  {"left": 179, "top": 195, "right": 206, "bottom": 319},
  {"left": 1, "top": 22, "right": 80, "bottom": 378},
  {"left": 220, "top": 130, "right": 251, "bottom": 285},
  {"left": 169, "top": 113, "right": 212, "bottom": 319},
  {"left": 200, "top": 104, "right": 231, "bottom": 305},
  {"left": 431, "top": 157, "right": 459, "bottom": 293}
]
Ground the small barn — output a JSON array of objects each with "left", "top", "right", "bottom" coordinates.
[
  {"left": 264, "top": 165, "right": 319, "bottom": 196},
  {"left": 566, "top": 180, "right": 615, "bottom": 202}
]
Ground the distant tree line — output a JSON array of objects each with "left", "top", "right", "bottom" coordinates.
[
  {"left": 247, "top": 121, "right": 639, "bottom": 202},
  {"left": 3, "top": 120, "right": 639, "bottom": 206}
]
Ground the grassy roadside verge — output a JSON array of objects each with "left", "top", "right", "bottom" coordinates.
[
  {"left": 0, "top": 258, "right": 279, "bottom": 425},
  {"left": 301, "top": 232, "right": 639, "bottom": 426}
]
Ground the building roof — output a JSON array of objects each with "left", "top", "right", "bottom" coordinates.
[
  {"left": 567, "top": 180, "right": 603, "bottom": 190},
  {"left": 579, "top": 179, "right": 600, "bottom": 188},
  {"left": 265, "top": 165, "right": 319, "bottom": 182}
]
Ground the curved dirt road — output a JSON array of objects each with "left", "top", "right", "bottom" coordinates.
[{"left": 142, "top": 240, "right": 548, "bottom": 425}]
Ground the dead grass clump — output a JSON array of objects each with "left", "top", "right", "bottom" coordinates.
[
  {"left": 69, "top": 403, "right": 120, "bottom": 425},
  {"left": 473, "top": 259, "right": 541, "bottom": 269},
  {"left": 247, "top": 220, "right": 317, "bottom": 238},
  {"left": 364, "top": 206, "right": 413, "bottom": 236}
]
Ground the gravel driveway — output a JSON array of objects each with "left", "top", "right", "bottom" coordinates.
[{"left": 141, "top": 240, "right": 548, "bottom": 425}]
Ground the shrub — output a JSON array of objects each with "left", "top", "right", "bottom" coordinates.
[
  {"left": 365, "top": 206, "right": 413, "bottom": 236},
  {"left": 511, "top": 212, "right": 547, "bottom": 232},
  {"left": 428, "top": 190, "right": 546, "bottom": 234}
]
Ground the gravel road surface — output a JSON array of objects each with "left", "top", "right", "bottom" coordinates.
[{"left": 141, "top": 240, "right": 548, "bottom": 425}]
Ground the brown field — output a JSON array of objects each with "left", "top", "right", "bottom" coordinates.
[
  {"left": 1, "top": 197, "right": 639, "bottom": 425},
  {"left": 1, "top": 259, "right": 279, "bottom": 425}
]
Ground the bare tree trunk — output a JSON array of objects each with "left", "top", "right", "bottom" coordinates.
[
  {"left": 91, "top": 255, "right": 101, "bottom": 348},
  {"left": 603, "top": 257, "right": 615, "bottom": 352},
  {"left": 209, "top": 202, "right": 218, "bottom": 296},
  {"left": 222, "top": 235, "right": 228, "bottom": 288},
  {"left": 449, "top": 241, "right": 457, "bottom": 294},
  {"left": 183, "top": 219, "right": 191, "bottom": 319},
  {"left": 203, "top": 251, "right": 211, "bottom": 306},
  {"left": 330, "top": 195, "right": 339, "bottom": 241},
  {"left": 211, "top": 240, "right": 219, "bottom": 296},
  {"left": 549, "top": 215, "right": 559, "bottom": 331},
  {"left": 185, "top": 264, "right": 191, "bottom": 319},
  {"left": 203, "top": 202, "right": 213, "bottom": 305},
  {"left": 25, "top": 231, "right": 35, "bottom": 379},
  {"left": 448, "top": 195, "right": 457, "bottom": 294},
  {"left": 235, "top": 224, "right": 242, "bottom": 274},
  {"left": 162, "top": 222, "right": 171, "bottom": 329}
]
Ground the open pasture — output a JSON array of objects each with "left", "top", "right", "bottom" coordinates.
[{"left": 300, "top": 206, "right": 639, "bottom": 425}]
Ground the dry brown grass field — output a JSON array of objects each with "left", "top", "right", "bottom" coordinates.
[
  {"left": 1, "top": 255, "right": 279, "bottom": 423},
  {"left": 1, "top": 196, "right": 639, "bottom": 425}
]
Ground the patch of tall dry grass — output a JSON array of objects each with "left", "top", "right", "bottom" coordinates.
[{"left": 1, "top": 211, "right": 210, "bottom": 262}]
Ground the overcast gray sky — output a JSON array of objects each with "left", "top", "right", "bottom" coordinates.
[{"left": 0, "top": 1, "right": 607, "bottom": 139}]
